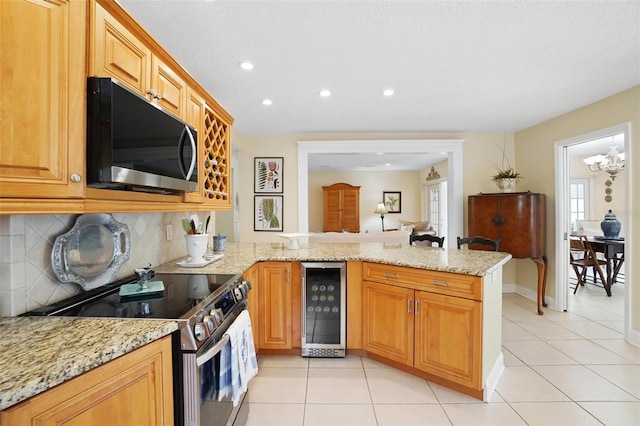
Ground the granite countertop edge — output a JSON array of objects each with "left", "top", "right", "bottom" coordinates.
[{"left": 0, "top": 317, "right": 178, "bottom": 411}]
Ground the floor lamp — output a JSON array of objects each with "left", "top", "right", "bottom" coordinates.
[{"left": 374, "top": 203, "right": 388, "bottom": 231}]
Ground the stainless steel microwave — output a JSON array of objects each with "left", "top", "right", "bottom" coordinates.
[{"left": 86, "top": 77, "right": 198, "bottom": 193}]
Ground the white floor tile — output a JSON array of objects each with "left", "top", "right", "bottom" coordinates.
[
  {"left": 306, "top": 368, "right": 371, "bottom": 403},
  {"left": 429, "top": 381, "right": 502, "bottom": 403},
  {"left": 442, "top": 402, "right": 527, "bottom": 425},
  {"left": 304, "top": 403, "right": 377, "bottom": 426},
  {"left": 258, "top": 355, "right": 309, "bottom": 368},
  {"left": 591, "top": 339, "right": 640, "bottom": 364},
  {"left": 365, "top": 367, "right": 437, "bottom": 404},
  {"left": 502, "top": 321, "right": 539, "bottom": 341},
  {"left": 515, "top": 320, "right": 583, "bottom": 340},
  {"left": 375, "top": 404, "right": 452, "bottom": 426},
  {"left": 587, "top": 364, "right": 640, "bottom": 398},
  {"left": 532, "top": 365, "right": 637, "bottom": 401},
  {"left": 501, "top": 347, "right": 526, "bottom": 366},
  {"left": 546, "top": 339, "right": 633, "bottom": 364},
  {"left": 578, "top": 401, "right": 640, "bottom": 426},
  {"left": 309, "top": 355, "right": 363, "bottom": 368},
  {"left": 246, "top": 403, "right": 305, "bottom": 425},
  {"left": 510, "top": 401, "right": 602, "bottom": 425},
  {"left": 248, "top": 367, "right": 309, "bottom": 403},
  {"left": 496, "top": 366, "right": 570, "bottom": 402},
  {"left": 502, "top": 340, "right": 578, "bottom": 365},
  {"left": 559, "top": 320, "right": 624, "bottom": 339}
]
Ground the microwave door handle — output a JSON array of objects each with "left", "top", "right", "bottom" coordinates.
[
  {"left": 178, "top": 126, "right": 197, "bottom": 181},
  {"left": 184, "top": 126, "right": 197, "bottom": 181},
  {"left": 196, "top": 334, "right": 230, "bottom": 367}
]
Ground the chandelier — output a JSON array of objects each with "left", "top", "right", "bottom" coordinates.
[{"left": 583, "top": 145, "right": 625, "bottom": 180}]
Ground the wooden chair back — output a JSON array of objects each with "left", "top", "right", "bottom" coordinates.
[
  {"left": 410, "top": 234, "right": 445, "bottom": 247},
  {"left": 457, "top": 236, "right": 500, "bottom": 251}
]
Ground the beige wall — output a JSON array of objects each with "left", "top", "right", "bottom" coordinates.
[
  {"left": 308, "top": 170, "right": 422, "bottom": 233},
  {"left": 515, "top": 85, "right": 638, "bottom": 333},
  {"left": 235, "top": 132, "right": 518, "bottom": 284}
]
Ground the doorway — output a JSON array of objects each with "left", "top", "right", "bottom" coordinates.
[
  {"left": 554, "top": 123, "right": 631, "bottom": 340},
  {"left": 297, "top": 139, "right": 464, "bottom": 248}
]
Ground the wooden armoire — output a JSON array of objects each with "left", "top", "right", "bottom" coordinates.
[
  {"left": 323, "top": 183, "right": 360, "bottom": 233},
  {"left": 468, "top": 192, "right": 548, "bottom": 314}
]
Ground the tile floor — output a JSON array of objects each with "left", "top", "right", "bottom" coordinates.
[{"left": 246, "top": 283, "right": 640, "bottom": 425}]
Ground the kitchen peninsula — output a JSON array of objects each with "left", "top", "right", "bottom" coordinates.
[{"left": 0, "top": 242, "right": 509, "bottom": 417}]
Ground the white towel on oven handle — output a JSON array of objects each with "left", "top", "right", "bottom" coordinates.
[{"left": 221, "top": 309, "right": 258, "bottom": 406}]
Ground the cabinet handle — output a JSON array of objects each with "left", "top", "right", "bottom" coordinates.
[
  {"left": 286, "top": 269, "right": 290, "bottom": 283},
  {"left": 407, "top": 298, "right": 413, "bottom": 314},
  {"left": 384, "top": 272, "right": 398, "bottom": 279},
  {"left": 70, "top": 174, "right": 82, "bottom": 183},
  {"left": 492, "top": 215, "right": 506, "bottom": 226},
  {"left": 415, "top": 299, "right": 419, "bottom": 315},
  {"left": 432, "top": 279, "right": 449, "bottom": 287}
]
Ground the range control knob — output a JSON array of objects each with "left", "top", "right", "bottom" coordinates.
[
  {"left": 194, "top": 323, "right": 207, "bottom": 341},
  {"left": 203, "top": 315, "right": 216, "bottom": 333},
  {"left": 233, "top": 287, "right": 244, "bottom": 301},
  {"left": 210, "top": 308, "right": 223, "bottom": 325}
]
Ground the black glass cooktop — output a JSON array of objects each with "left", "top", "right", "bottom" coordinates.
[{"left": 26, "top": 273, "right": 239, "bottom": 320}]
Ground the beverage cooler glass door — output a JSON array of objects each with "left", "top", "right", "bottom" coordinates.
[{"left": 301, "top": 262, "right": 346, "bottom": 357}]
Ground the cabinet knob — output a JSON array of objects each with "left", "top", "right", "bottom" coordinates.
[
  {"left": 70, "top": 173, "right": 82, "bottom": 183},
  {"left": 147, "top": 88, "right": 157, "bottom": 97},
  {"left": 492, "top": 215, "right": 506, "bottom": 226}
]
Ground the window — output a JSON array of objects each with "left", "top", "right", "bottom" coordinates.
[{"left": 569, "top": 178, "right": 590, "bottom": 233}]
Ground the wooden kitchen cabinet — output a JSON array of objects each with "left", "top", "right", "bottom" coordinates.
[
  {"left": 323, "top": 183, "right": 361, "bottom": 232},
  {"left": 1, "top": 0, "right": 233, "bottom": 214},
  {"left": 468, "top": 192, "right": 547, "bottom": 314},
  {"left": 363, "top": 281, "right": 414, "bottom": 366},
  {"left": 0, "top": 0, "right": 86, "bottom": 205},
  {"left": 414, "top": 292, "right": 481, "bottom": 389},
  {"left": 258, "top": 262, "right": 301, "bottom": 349},
  {"left": 0, "top": 335, "right": 174, "bottom": 426},
  {"left": 92, "top": 2, "right": 186, "bottom": 118},
  {"left": 362, "top": 262, "right": 484, "bottom": 395}
]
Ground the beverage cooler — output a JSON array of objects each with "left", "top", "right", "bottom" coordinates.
[{"left": 301, "top": 262, "right": 346, "bottom": 357}]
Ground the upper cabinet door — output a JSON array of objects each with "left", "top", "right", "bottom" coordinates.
[
  {"left": 0, "top": 0, "right": 86, "bottom": 201},
  {"left": 91, "top": 2, "right": 151, "bottom": 96},
  {"left": 151, "top": 56, "right": 186, "bottom": 118}
]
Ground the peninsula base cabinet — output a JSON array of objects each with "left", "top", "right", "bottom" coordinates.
[
  {"left": 257, "top": 262, "right": 301, "bottom": 351},
  {"left": 362, "top": 262, "right": 501, "bottom": 400},
  {"left": 0, "top": 335, "right": 174, "bottom": 425}
]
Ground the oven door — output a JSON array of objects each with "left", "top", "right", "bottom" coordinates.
[{"left": 182, "top": 303, "right": 249, "bottom": 426}]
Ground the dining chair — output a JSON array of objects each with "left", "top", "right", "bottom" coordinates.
[
  {"left": 569, "top": 235, "right": 607, "bottom": 294},
  {"left": 456, "top": 236, "right": 500, "bottom": 251},
  {"left": 410, "top": 234, "right": 445, "bottom": 247}
]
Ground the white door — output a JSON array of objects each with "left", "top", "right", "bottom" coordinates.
[{"left": 425, "top": 180, "right": 448, "bottom": 240}]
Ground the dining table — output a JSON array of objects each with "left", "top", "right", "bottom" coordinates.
[{"left": 586, "top": 236, "right": 625, "bottom": 297}]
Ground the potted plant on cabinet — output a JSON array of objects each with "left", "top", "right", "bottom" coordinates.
[{"left": 491, "top": 139, "right": 522, "bottom": 193}]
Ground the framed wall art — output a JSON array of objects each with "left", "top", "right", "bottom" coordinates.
[
  {"left": 383, "top": 191, "right": 402, "bottom": 213},
  {"left": 254, "top": 157, "right": 283, "bottom": 193},
  {"left": 254, "top": 195, "right": 283, "bottom": 232}
]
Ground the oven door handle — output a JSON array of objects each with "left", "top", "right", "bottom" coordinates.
[{"left": 196, "top": 335, "right": 230, "bottom": 367}]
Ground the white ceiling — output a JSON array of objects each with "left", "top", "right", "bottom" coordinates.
[{"left": 117, "top": 0, "right": 639, "bottom": 170}]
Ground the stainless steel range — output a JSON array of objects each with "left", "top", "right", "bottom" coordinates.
[{"left": 26, "top": 269, "right": 253, "bottom": 426}]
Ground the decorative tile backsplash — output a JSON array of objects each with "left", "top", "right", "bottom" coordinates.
[{"left": 0, "top": 212, "right": 214, "bottom": 317}]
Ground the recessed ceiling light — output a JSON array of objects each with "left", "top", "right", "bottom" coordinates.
[
  {"left": 385, "top": 163, "right": 391, "bottom": 167},
  {"left": 262, "top": 99, "right": 273, "bottom": 106},
  {"left": 382, "top": 89, "right": 394, "bottom": 96},
  {"left": 318, "top": 89, "right": 331, "bottom": 97},
  {"left": 239, "top": 61, "right": 254, "bottom": 70}
]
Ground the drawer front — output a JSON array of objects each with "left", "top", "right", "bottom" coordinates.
[{"left": 363, "top": 262, "right": 481, "bottom": 300}]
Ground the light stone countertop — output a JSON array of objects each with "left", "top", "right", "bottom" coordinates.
[
  {"left": 0, "top": 241, "right": 510, "bottom": 412},
  {"left": 155, "top": 241, "right": 512, "bottom": 276},
  {"left": 0, "top": 317, "right": 177, "bottom": 411}
]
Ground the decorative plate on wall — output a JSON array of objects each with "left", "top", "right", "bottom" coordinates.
[{"left": 51, "top": 214, "right": 131, "bottom": 290}]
